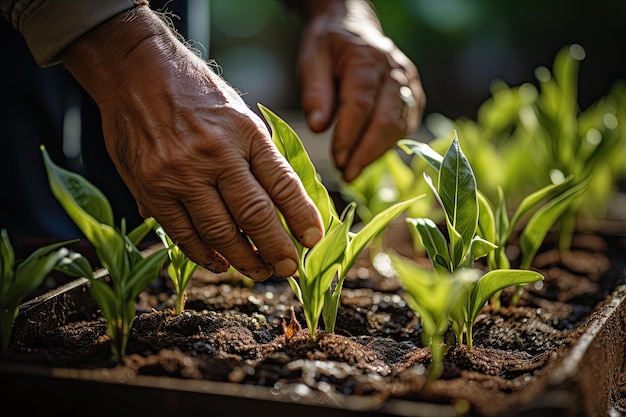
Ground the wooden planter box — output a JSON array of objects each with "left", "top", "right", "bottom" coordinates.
[{"left": 1, "top": 231, "right": 625, "bottom": 417}]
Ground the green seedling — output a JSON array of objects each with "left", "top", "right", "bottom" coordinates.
[
  {"left": 155, "top": 226, "right": 198, "bottom": 314},
  {"left": 396, "top": 132, "right": 543, "bottom": 348},
  {"left": 385, "top": 250, "right": 467, "bottom": 380},
  {"left": 426, "top": 44, "right": 626, "bottom": 250},
  {"left": 0, "top": 229, "right": 89, "bottom": 353},
  {"left": 401, "top": 136, "right": 591, "bottom": 308},
  {"left": 41, "top": 146, "right": 168, "bottom": 362},
  {"left": 258, "top": 104, "right": 424, "bottom": 340},
  {"left": 477, "top": 177, "right": 591, "bottom": 307},
  {"left": 388, "top": 251, "right": 542, "bottom": 378}
]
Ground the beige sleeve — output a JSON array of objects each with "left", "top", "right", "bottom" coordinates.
[{"left": 2, "top": 0, "right": 148, "bottom": 67}]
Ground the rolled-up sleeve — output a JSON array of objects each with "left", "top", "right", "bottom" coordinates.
[{"left": 0, "top": 0, "right": 148, "bottom": 67}]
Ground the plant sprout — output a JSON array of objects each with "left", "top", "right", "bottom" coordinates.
[
  {"left": 41, "top": 146, "right": 168, "bottom": 362},
  {"left": 155, "top": 226, "right": 199, "bottom": 314},
  {"left": 0, "top": 229, "right": 89, "bottom": 353},
  {"left": 400, "top": 136, "right": 591, "bottom": 307},
  {"left": 384, "top": 250, "right": 467, "bottom": 380},
  {"left": 387, "top": 251, "right": 542, "bottom": 379},
  {"left": 393, "top": 132, "right": 543, "bottom": 348},
  {"left": 258, "top": 104, "right": 424, "bottom": 340}
]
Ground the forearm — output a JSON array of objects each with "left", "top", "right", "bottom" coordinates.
[{"left": 1, "top": 0, "right": 147, "bottom": 67}]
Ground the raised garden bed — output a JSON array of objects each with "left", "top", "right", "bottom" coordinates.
[{"left": 2, "top": 222, "right": 625, "bottom": 417}]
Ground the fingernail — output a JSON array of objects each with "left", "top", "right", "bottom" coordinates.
[
  {"left": 301, "top": 226, "right": 323, "bottom": 247},
  {"left": 308, "top": 110, "right": 325, "bottom": 131},
  {"left": 335, "top": 150, "right": 348, "bottom": 168},
  {"left": 343, "top": 165, "right": 360, "bottom": 182},
  {"left": 274, "top": 258, "right": 298, "bottom": 277}
]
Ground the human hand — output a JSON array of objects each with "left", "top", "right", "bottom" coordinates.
[
  {"left": 295, "top": 0, "right": 426, "bottom": 182},
  {"left": 60, "top": 6, "right": 324, "bottom": 281}
]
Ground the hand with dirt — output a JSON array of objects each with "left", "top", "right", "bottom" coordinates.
[
  {"left": 59, "top": 5, "right": 324, "bottom": 281},
  {"left": 294, "top": 0, "right": 426, "bottom": 182}
]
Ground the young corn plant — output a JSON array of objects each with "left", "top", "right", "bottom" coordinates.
[
  {"left": 385, "top": 250, "right": 471, "bottom": 380},
  {"left": 258, "top": 104, "right": 424, "bottom": 340},
  {"left": 41, "top": 146, "right": 168, "bottom": 362},
  {"left": 0, "top": 229, "right": 90, "bottom": 353},
  {"left": 477, "top": 177, "right": 591, "bottom": 307},
  {"left": 400, "top": 136, "right": 591, "bottom": 308},
  {"left": 155, "top": 226, "right": 198, "bottom": 314},
  {"left": 394, "top": 132, "right": 543, "bottom": 348}
]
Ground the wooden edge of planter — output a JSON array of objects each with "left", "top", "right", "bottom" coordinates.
[
  {"left": 0, "top": 359, "right": 460, "bottom": 417},
  {"left": 547, "top": 284, "right": 626, "bottom": 417},
  {"left": 499, "top": 284, "right": 626, "bottom": 417}
]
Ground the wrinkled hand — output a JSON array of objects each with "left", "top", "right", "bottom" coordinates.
[
  {"left": 296, "top": 0, "right": 426, "bottom": 182},
  {"left": 60, "top": 6, "right": 324, "bottom": 281}
]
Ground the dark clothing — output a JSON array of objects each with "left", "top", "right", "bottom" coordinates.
[{"left": 0, "top": 1, "right": 188, "bottom": 256}]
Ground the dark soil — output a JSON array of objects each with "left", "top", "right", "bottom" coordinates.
[{"left": 3, "top": 224, "right": 626, "bottom": 417}]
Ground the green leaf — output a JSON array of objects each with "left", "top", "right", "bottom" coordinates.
[
  {"left": 469, "top": 235, "right": 497, "bottom": 261},
  {"left": 438, "top": 133, "right": 478, "bottom": 251},
  {"left": 126, "top": 248, "right": 168, "bottom": 300},
  {"left": 11, "top": 241, "right": 78, "bottom": 302},
  {"left": 40, "top": 146, "right": 114, "bottom": 227},
  {"left": 54, "top": 251, "right": 94, "bottom": 279},
  {"left": 304, "top": 203, "right": 354, "bottom": 280},
  {"left": 287, "top": 276, "right": 304, "bottom": 305},
  {"left": 128, "top": 217, "right": 158, "bottom": 247},
  {"left": 258, "top": 104, "right": 336, "bottom": 228},
  {"left": 476, "top": 191, "right": 496, "bottom": 244},
  {"left": 508, "top": 176, "right": 573, "bottom": 235},
  {"left": 469, "top": 269, "right": 544, "bottom": 323},
  {"left": 387, "top": 252, "right": 449, "bottom": 334},
  {"left": 398, "top": 139, "right": 443, "bottom": 171},
  {"left": 42, "top": 146, "right": 128, "bottom": 280},
  {"left": 519, "top": 176, "right": 591, "bottom": 268},
  {"left": 0, "top": 229, "right": 15, "bottom": 290},
  {"left": 406, "top": 217, "right": 450, "bottom": 273},
  {"left": 494, "top": 187, "right": 510, "bottom": 246}
]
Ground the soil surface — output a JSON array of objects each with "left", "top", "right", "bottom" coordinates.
[{"left": 4, "top": 223, "right": 626, "bottom": 417}]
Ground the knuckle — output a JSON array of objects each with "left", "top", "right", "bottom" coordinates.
[
  {"left": 378, "top": 107, "right": 407, "bottom": 132},
  {"left": 236, "top": 197, "right": 276, "bottom": 230},
  {"left": 270, "top": 170, "right": 302, "bottom": 202},
  {"left": 349, "top": 91, "right": 377, "bottom": 113},
  {"left": 200, "top": 219, "right": 239, "bottom": 244},
  {"left": 167, "top": 228, "right": 230, "bottom": 273}
]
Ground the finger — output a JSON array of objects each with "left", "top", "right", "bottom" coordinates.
[
  {"left": 332, "top": 48, "right": 385, "bottom": 171},
  {"left": 342, "top": 68, "right": 425, "bottom": 182},
  {"left": 297, "top": 36, "right": 335, "bottom": 133},
  {"left": 181, "top": 187, "right": 275, "bottom": 281},
  {"left": 145, "top": 197, "right": 233, "bottom": 275},
  {"left": 217, "top": 170, "right": 299, "bottom": 279},
  {"left": 341, "top": 74, "right": 406, "bottom": 182},
  {"left": 249, "top": 142, "right": 325, "bottom": 249}
]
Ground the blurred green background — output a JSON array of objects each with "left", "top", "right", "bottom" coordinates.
[{"left": 197, "top": 0, "right": 626, "bottom": 120}]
